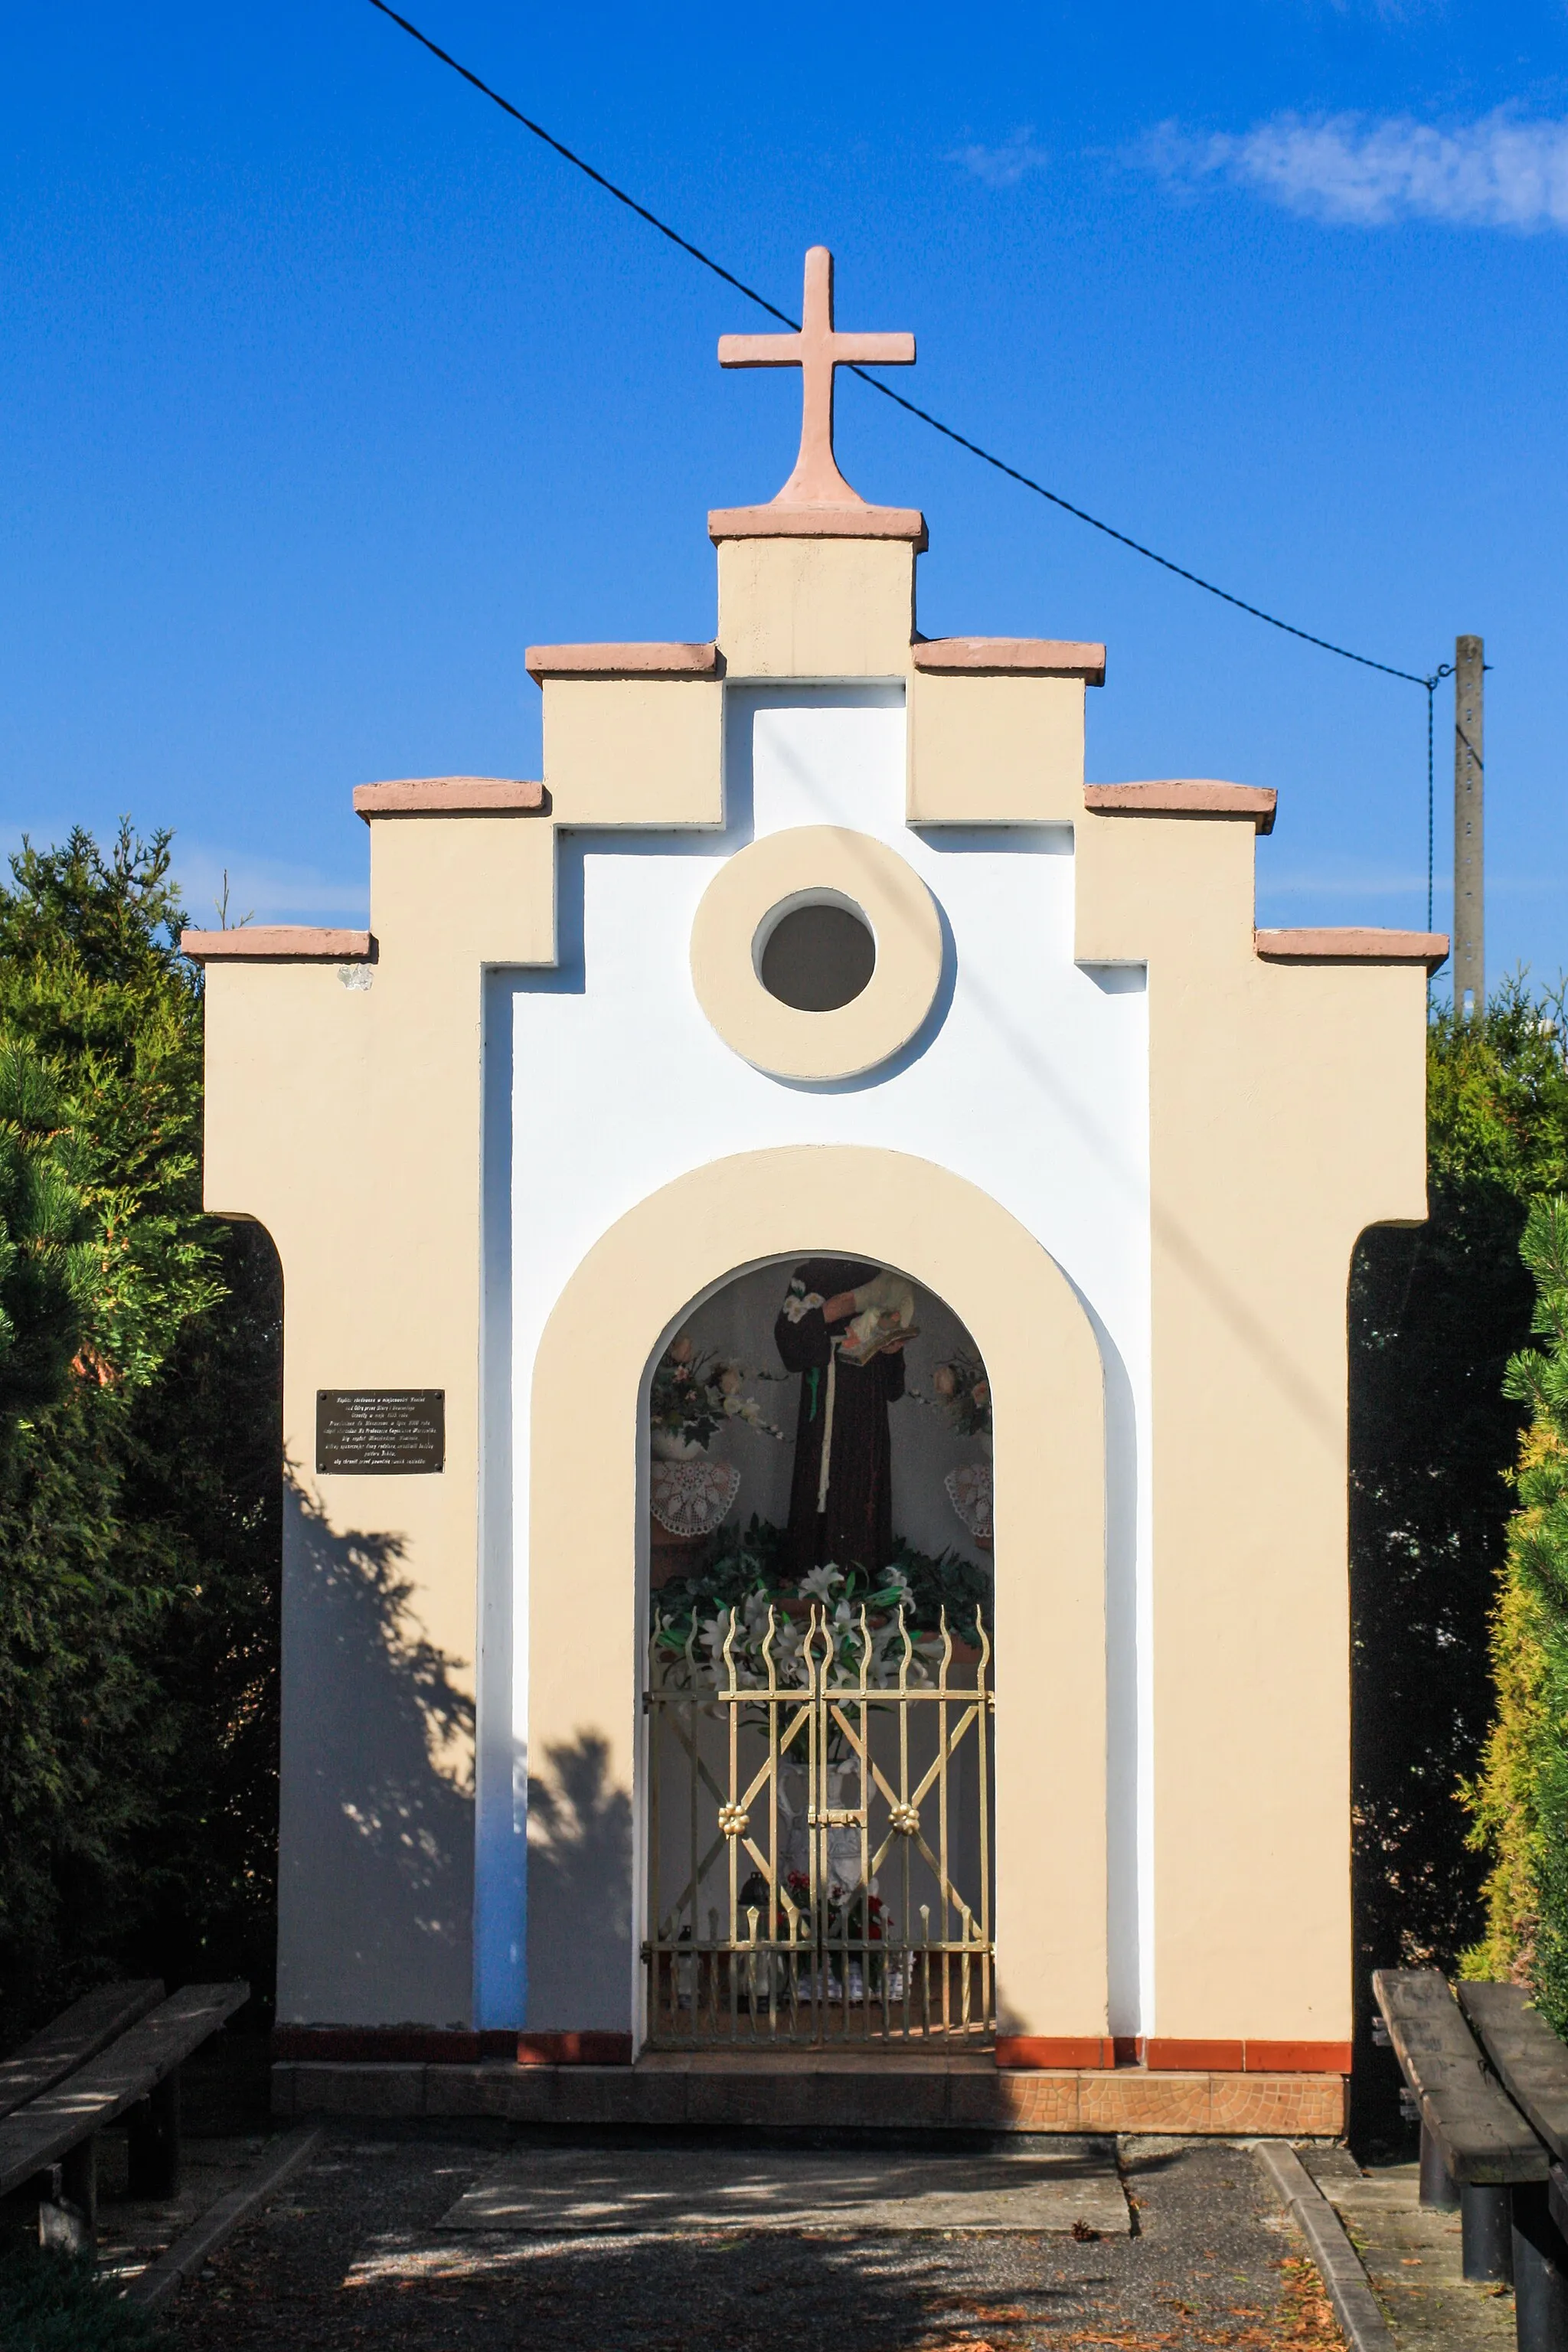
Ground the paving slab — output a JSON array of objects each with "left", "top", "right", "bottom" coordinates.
[
  {"left": 441, "top": 2134, "right": 1129, "bottom": 2234},
  {"left": 1302, "top": 2149, "right": 1517, "bottom": 2352},
  {"left": 161, "top": 2128, "right": 1345, "bottom": 2350}
]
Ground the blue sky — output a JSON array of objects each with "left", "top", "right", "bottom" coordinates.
[{"left": 2, "top": 1, "right": 1564, "bottom": 1001}]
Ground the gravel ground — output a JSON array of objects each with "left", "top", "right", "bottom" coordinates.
[{"left": 161, "top": 2130, "right": 1345, "bottom": 2352}]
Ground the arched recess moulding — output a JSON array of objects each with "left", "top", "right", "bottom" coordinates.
[{"left": 527, "top": 1144, "right": 1109, "bottom": 2045}]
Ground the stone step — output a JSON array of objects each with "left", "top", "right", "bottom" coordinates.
[{"left": 271, "top": 2056, "right": 1345, "bottom": 2136}]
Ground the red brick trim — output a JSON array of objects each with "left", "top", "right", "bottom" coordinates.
[
  {"left": 180, "top": 927, "right": 372, "bottom": 963},
  {"left": 354, "top": 777, "right": 546, "bottom": 819},
  {"left": 913, "top": 638, "right": 1106, "bottom": 686},
  {"left": 1243, "top": 2040, "right": 1354, "bottom": 2074},
  {"left": 1145, "top": 2037, "right": 1246, "bottom": 2072},
  {"left": 1255, "top": 926, "right": 1449, "bottom": 974},
  {"left": 525, "top": 642, "right": 720, "bottom": 681},
  {"left": 996, "top": 2036, "right": 1116, "bottom": 2069},
  {"left": 515, "top": 2032, "right": 634, "bottom": 2067},
  {"left": 271, "top": 2027, "right": 517, "bottom": 2063},
  {"left": 1142, "top": 2037, "right": 1352, "bottom": 2073},
  {"left": 1086, "top": 780, "right": 1275, "bottom": 834}
]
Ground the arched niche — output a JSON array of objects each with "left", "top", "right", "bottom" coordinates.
[{"left": 525, "top": 1145, "right": 1108, "bottom": 2044}]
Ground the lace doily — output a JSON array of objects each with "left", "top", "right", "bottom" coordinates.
[
  {"left": 651, "top": 1456, "right": 742, "bottom": 1538},
  {"left": 945, "top": 1461, "right": 993, "bottom": 1545}
]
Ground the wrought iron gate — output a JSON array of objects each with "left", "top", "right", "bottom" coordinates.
[{"left": 643, "top": 1603, "right": 995, "bottom": 2048}]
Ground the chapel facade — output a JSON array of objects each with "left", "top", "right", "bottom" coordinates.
[{"left": 186, "top": 250, "right": 1444, "bottom": 2133}]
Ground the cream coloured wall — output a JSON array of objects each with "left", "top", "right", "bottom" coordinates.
[
  {"left": 199, "top": 812, "right": 556, "bottom": 2024},
  {"left": 1077, "top": 814, "right": 1429, "bottom": 2042},
  {"left": 715, "top": 537, "right": 916, "bottom": 678},
  {"left": 907, "top": 670, "right": 1085, "bottom": 825}
]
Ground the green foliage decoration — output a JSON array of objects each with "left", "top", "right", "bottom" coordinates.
[{"left": 650, "top": 1514, "right": 991, "bottom": 1668}]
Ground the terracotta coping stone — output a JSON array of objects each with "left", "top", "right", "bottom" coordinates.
[
  {"left": 915, "top": 638, "right": 1107, "bottom": 686},
  {"left": 707, "top": 502, "right": 928, "bottom": 549},
  {"left": 180, "top": 927, "right": 372, "bottom": 962},
  {"left": 1256, "top": 926, "right": 1449, "bottom": 974},
  {"left": 1086, "top": 780, "right": 1276, "bottom": 835},
  {"left": 353, "top": 776, "right": 547, "bottom": 820},
  {"left": 525, "top": 642, "right": 720, "bottom": 681}
]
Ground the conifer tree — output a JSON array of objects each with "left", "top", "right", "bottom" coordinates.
[{"left": 1463, "top": 1197, "right": 1568, "bottom": 2024}]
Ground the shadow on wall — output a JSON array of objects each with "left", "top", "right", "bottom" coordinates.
[
  {"left": 276, "top": 1477, "right": 475, "bottom": 2026},
  {"left": 525, "top": 1733, "right": 634, "bottom": 2034}
]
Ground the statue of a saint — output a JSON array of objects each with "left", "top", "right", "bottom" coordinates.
[{"left": 774, "top": 1260, "right": 916, "bottom": 1579}]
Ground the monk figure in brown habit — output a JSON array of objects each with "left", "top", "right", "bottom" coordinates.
[{"left": 774, "top": 1259, "right": 916, "bottom": 1579}]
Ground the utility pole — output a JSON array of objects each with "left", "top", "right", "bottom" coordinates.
[{"left": 1453, "top": 635, "right": 1484, "bottom": 1017}]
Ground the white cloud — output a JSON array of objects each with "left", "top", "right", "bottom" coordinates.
[
  {"left": 1140, "top": 107, "right": 1568, "bottom": 230},
  {"left": 947, "top": 127, "right": 1050, "bottom": 190}
]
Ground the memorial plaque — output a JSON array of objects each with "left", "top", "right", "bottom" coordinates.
[{"left": 316, "top": 1390, "right": 445, "bottom": 1475}]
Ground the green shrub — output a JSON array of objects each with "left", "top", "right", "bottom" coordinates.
[
  {"left": 0, "top": 2246, "right": 163, "bottom": 2351},
  {"left": 0, "top": 825, "right": 280, "bottom": 2036},
  {"left": 1461, "top": 1199, "right": 1568, "bottom": 2024},
  {"left": 1351, "top": 980, "right": 1568, "bottom": 1991}
]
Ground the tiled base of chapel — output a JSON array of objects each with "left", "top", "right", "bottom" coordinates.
[{"left": 270, "top": 2053, "right": 1346, "bottom": 2137}]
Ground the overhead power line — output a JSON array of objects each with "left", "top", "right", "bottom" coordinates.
[
  {"left": 365, "top": 0, "right": 1469, "bottom": 943},
  {"left": 365, "top": 0, "right": 1443, "bottom": 700}
]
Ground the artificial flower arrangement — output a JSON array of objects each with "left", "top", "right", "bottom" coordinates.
[
  {"left": 650, "top": 1519, "right": 991, "bottom": 1692},
  {"left": 920, "top": 1351, "right": 991, "bottom": 1441},
  {"left": 649, "top": 1333, "right": 787, "bottom": 1455},
  {"left": 736, "top": 1868, "right": 894, "bottom": 1994}
]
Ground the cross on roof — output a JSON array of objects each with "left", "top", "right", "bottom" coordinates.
[{"left": 718, "top": 247, "right": 915, "bottom": 508}]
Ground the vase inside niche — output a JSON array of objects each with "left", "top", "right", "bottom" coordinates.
[{"left": 651, "top": 1428, "right": 707, "bottom": 1462}]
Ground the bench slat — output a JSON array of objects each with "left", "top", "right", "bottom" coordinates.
[
  {"left": 1374, "top": 1968, "right": 1547, "bottom": 2183},
  {"left": 0, "top": 1982, "right": 163, "bottom": 2121},
  {"left": 0, "top": 1981, "right": 247, "bottom": 2197},
  {"left": 1459, "top": 1982, "right": 1568, "bottom": 2166}
]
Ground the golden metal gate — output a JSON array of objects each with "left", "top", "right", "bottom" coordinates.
[{"left": 643, "top": 1603, "right": 995, "bottom": 2048}]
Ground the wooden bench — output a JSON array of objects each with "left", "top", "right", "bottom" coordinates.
[
  {"left": 1459, "top": 1983, "right": 1568, "bottom": 2350},
  {"left": 0, "top": 1980, "right": 248, "bottom": 2249},
  {"left": 1376, "top": 1968, "right": 1567, "bottom": 2350},
  {"left": 0, "top": 1981, "right": 163, "bottom": 2120}
]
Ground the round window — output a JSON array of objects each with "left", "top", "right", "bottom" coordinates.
[{"left": 757, "top": 900, "right": 876, "bottom": 1012}]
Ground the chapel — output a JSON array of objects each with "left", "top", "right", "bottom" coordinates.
[{"left": 185, "top": 248, "right": 1444, "bottom": 2134}]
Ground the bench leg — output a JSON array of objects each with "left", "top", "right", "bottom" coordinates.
[
  {"left": 1513, "top": 2186, "right": 1568, "bottom": 2352},
  {"left": 1420, "top": 2122, "right": 1460, "bottom": 2210},
  {"left": 38, "top": 2136, "right": 97, "bottom": 2252},
  {"left": 1463, "top": 2184, "right": 1514, "bottom": 2282},
  {"left": 126, "top": 2066, "right": 181, "bottom": 2198}
]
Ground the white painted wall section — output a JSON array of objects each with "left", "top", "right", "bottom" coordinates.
[{"left": 478, "top": 686, "right": 1152, "bottom": 2035}]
